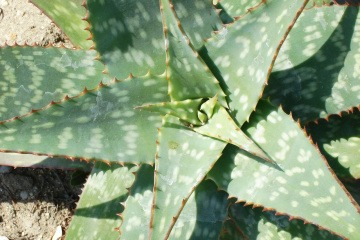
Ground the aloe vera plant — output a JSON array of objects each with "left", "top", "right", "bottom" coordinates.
[{"left": 1, "top": 0, "right": 359, "bottom": 239}]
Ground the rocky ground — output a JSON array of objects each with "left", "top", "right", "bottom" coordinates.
[{"left": 0, "top": 0, "right": 85, "bottom": 239}]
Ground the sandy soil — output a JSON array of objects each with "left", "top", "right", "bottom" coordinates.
[{"left": 0, "top": 0, "right": 84, "bottom": 239}]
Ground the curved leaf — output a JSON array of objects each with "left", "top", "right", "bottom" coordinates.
[
  {"left": 160, "top": 0, "right": 226, "bottom": 105},
  {"left": 325, "top": 137, "right": 360, "bottom": 179},
  {"left": 87, "top": 0, "right": 221, "bottom": 79},
  {"left": 0, "top": 75, "right": 169, "bottom": 163},
  {"left": 216, "top": 0, "right": 264, "bottom": 18},
  {"left": 0, "top": 47, "right": 108, "bottom": 122},
  {"left": 120, "top": 164, "right": 154, "bottom": 239},
  {"left": 170, "top": 180, "right": 229, "bottom": 239},
  {"left": 150, "top": 115, "right": 226, "bottom": 239},
  {"left": 0, "top": 152, "right": 92, "bottom": 171},
  {"left": 223, "top": 202, "right": 341, "bottom": 239},
  {"left": 266, "top": 6, "right": 360, "bottom": 122},
  {"left": 31, "top": 0, "right": 92, "bottom": 49},
  {"left": 66, "top": 162, "right": 138, "bottom": 240},
  {"left": 202, "top": 0, "right": 308, "bottom": 126},
  {"left": 208, "top": 102, "right": 360, "bottom": 239}
]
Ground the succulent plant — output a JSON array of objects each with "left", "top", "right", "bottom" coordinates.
[{"left": 0, "top": 0, "right": 359, "bottom": 239}]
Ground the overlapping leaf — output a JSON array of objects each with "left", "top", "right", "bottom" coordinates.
[
  {"left": 66, "top": 162, "right": 138, "bottom": 240},
  {"left": 0, "top": 47, "right": 108, "bottom": 122},
  {"left": 215, "top": 0, "right": 264, "bottom": 18},
  {"left": 120, "top": 164, "right": 154, "bottom": 239},
  {"left": 150, "top": 115, "right": 226, "bottom": 239},
  {"left": 325, "top": 137, "right": 360, "bottom": 179},
  {"left": 221, "top": 202, "right": 341, "bottom": 239},
  {"left": 30, "top": 0, "right": 92, "bottom": 49},
  {"left": 306, "top": 108, "right": 360, "bottom": 179},
  {"left": 208, "top": 101, "right": 360, "bottom": 239},
  {"left": 160, "top": 0, "right": 226, "bottom": 105},
  {"left": 0, "top": 75, "right": 168, "bottom": 163},
  {"left": 169, "top": 180, "right": 228, "bottom": 239},
  {"left": 266, "top": 6, "right": 360, "bottom": 122},
  {"left": 0, "top": 152, "right": 91, "bottom": 171},
  {"left": 203, "top": 0, "right": 307, "bottom": 126},
  {"left": 87, "top": 0, "right": 222, "bottom": 79}
]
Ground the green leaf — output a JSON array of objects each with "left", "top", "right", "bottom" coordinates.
[
  {"left": 0, "top": 74, "right": 169, "bottom": 164},
  {"left": 208, "top": 102, "right": 360, "bottom": 239},
  {"left": 305, "top": 107, "right": 360, "bottom": 179},
  {"left": 194, "top": 104, "right": 272, "bottom": 163},
  {"left": 87, "top": 0, "right": 165, "bottom": 79},
  {"left": 216, "top": 0, "right": 264, "bottom": 18},
  {"left": 120, "top": 164, "right": 154, "bottom": 239},
  {"left": 223, "top": 202, "right": 341, "bottom": 239},
  {"left": 0, "top": 47, "right": 108, "bottom": 122},
  {"left": 169, "top": 180, "right": 229, "bottom": 239},
  {"left": 325, "top": 137, "right": 360, "bottom": 179},
  {"left": 87, "top": 0, "right": 221, "bottom": 79},
  {"left": 66, "top": 162, "right": 138, "bottom": 240},
  {"left": 160, "top": 0, "right": 227, "bottom": 106},
  {"left": 173, "top": 0, "right": 223, "bottom": 49},
  {"left": 31, "top": 0, "right": 93, "bottom": 49},
  {"left": 138, "top": 98, "right": 204, "bottom": 125},
  {"left": 202, "top": 0, "right": 308, "bottom": 126},
  {"left": 266, "top": 6, "right": 360, "bottom": 122},
  {"left": 150, "top": 115, "right": 226, "bottom": 239},
  {"left": 0, "top": 152, "right": 92, "bottom": 171}
]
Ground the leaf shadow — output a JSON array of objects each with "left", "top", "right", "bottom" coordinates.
[{"left": 264, "top": 6, "right": 358, "bottom": 123}]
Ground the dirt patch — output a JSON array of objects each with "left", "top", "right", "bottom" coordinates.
[
  {"left": 0, "top": 0, "right": 72, "bottom": 48},
  {"left": 0, "top": 0, "right": 85, "bottom": 239},
  {"left": 0, "top": 168, "right": 83, "bottom": 240}
]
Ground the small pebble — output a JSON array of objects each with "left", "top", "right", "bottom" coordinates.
[
  {"left": 0, "top": 236, "right": 9, "bottom": 240},
  {"left": 0, "top": 166, "right": 12, "bottom": 174},
  {"left": 0, "top": 0, "right": 8, "bottom": 7},
  {"left": 51, "top": 226, "right": 62, "bottom": 240},
  {"left": 20, "top": 191, "right": 29, "bottom": 200}
]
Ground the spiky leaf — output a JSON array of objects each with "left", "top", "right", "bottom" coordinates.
[
  {"left": 120, "top": 164, "right": 154, "bottom": 239},
  {"left": 203, "top": 0, "right": 308, "bottom": 126},
  {"left": 266, "top": 6, "right": 360, "bottom": 122},
  {"left": 0, "top": 152, "right": 91, "bottom": 171},
  {"left": 66, "top": 162, "right": 138, "bottom": 240},
  {"left": 169, "top": 180, "right": 229, "bottom": 239},
  {"left": 223, "top": 202, "right": 341, "bottom": 239},
  {"left": 150, "top": 115, "right": 226, "bottom": 239},
  {"left": 160, "top": 0, "right": 226, "bottom": 105},
  {"left": 0, "top": 75, "right": 168, "bottom": 163},
  {"left": 0, "top": 47, "right": 108, "bottom": 121},
  {"left": 30, "top": 0, "right": 92, "bottom": 49},
  {"left": 208, "top": 102, "right": 360, "bottom": 239},
  {"left": 325, "top": 137, "right": 360, "bottom": 179}
]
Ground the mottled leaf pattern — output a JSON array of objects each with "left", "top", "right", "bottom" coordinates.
[
  {"left": 306, "top": 108, "right": 360, "bottom": 179},
  {"left": 222, "top": 202, "right": 341, "bottom": 239},
  {"left": 203, "top": 0, "right": 307, "bottom": 126},
  {"left": 66, "top": 162, "right": 138, "bottom": 240},
  {"left": 30, "top": 0, "right": 92, "bottom": 49},
  {"left": 0, "top": 152, "right": 92, "bottom": 171},
  {"left": 194, "top": 104, "right": 271, "bottom": 162},
  {"left": 150, "top": 115, "right": 226, "bottom": 239},
  {"left": 266, "top": 6, "right": 360, "bottom": 122},
  {"left": 325, "top": 137, "right": 360, "bottom": 179},
  {"left": 2, "top": 0, "right": 359, "bottom": 238},
  {"left": 208, "top": 102, "right": 360, "bottom": 239},
  {"left": 0, "top": 75, "right": 168, "bottom": 163},
  {"left": 216, "top": 0, "right": 264, "bottom": 18},
  {"left": 0, "top": 47, "right": 108, "bottom": 121},
  {"left": 87, "top": 0, "right": 222, "bottom": 79},
  {"left": 161, "top": 0, "right": 227, "bottom": 105},
  {"left": 120, "top": 164, "right": 154, "bottom": 239},
  {"left": 169, "top": 180, "right": 229, "bottom": 239}
]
